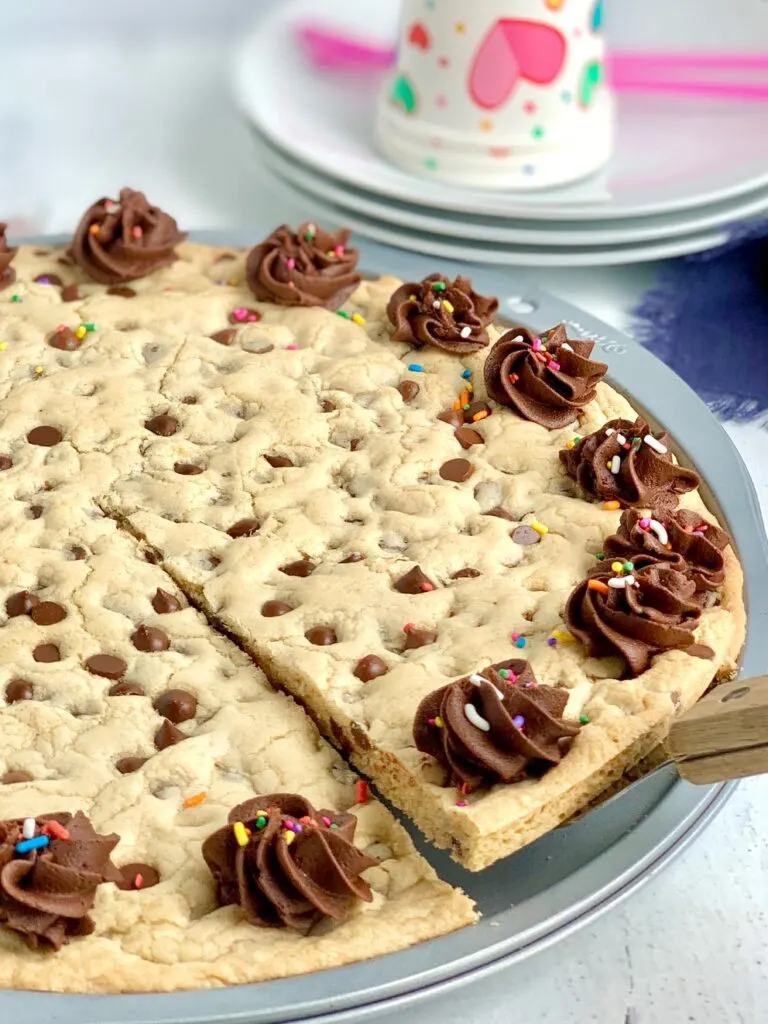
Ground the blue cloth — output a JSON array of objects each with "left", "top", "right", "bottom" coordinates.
[{"left": 633, "top": 222, "right": 768, "bottom": 423}]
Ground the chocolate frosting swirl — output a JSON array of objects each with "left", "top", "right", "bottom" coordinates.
[
  {"left": 245, "top": 223, "right": 361, "bottom": 309},
  {"left": 0, "top": 811, "right": 121, "bottom": 950},
  {"left": 565, "top": 563, "right": 701, "bottom": 677},
  {"left": 484, "top": 324, "right": 608, "bottom": 429},
  {"left": 560, "top": 417, "right": 700, "bottom": 509},
  {"left": 69, "top": 188, "right": 186, "bottom": 284},
  {"left": 0, "top": 224, "right": 17, "bottom": 290},
  {"left": 202, "top": 794, "right": 377, "bottom": 934},
  {"left": 599, "top": 508, "right": 729, "bottom": 593},
  {"left": 413, "top": 660, "right": 580, "bottom": 792},
  {"left": 387, "top": 273, "right": 499, "bottom": 354}
]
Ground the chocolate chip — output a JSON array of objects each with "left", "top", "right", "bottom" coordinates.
[
  {"left": 438, "top": 409, "right": 464, "bottom": 429},
  {"left": 261, "top": 600, "right": 293, "bottom": 617},
  {"left": 85, "top": 655, "right": 127, "bottom": 679},
  {"left": 1, "top": 770, "right": 33, "bottom": 784},
  {"left": 145, "top": 414, "right": 180, "bottom": 436},
  {"left": 340, "top": 552, "right": 363, "bottom": 564},
  {"left": 60, "top": 283, "right": 80, "bottom": 301},
  {"left": 264, "top": 454, "right": 293, "bottom": 468},
  {"left": 131, "top": 625, "right": 170, "bottom": 652},
  {"left": 151, "top": 588, "right": 181, "bottom": 614},
  {"left": 404, "top": 627, "right": 437, "bottom": 650},
  {"left": 5, "top": 591, "right": 40, "bottom": 617},
  {"left": 228, "top": 308, "right": 262, "bottom": 324},
  {"left": 69, "top": 545, "right": 87, "bottom": 560},
  {"left": 47, "top": 326, "right": 81, "bottom": 350},
  {"left": 116, "top": 756, "right": 148, "bottom": 774},
  {"left": 30, "top": 601, "right": 67, "bottom": 626},
  {"left": 440, "top": 458, "right": 474, "bottom": 483},
  {"left": 34, "top": 273, "right": 63, "bottom": 286},
  {"left": 116, "top": 863, "right": 160, "bottom": 891},
  {"left": 398, "top": 380, "right": 420, "bottom": 402},
  {"left": 153, "top": 689, "right": 197, "bottom": 723},
  {"left": 107, "top": 285, "right": 137, "bottom": 298},
  {"left": 394, "top": 565, "right": 436, "bottom": 594},
  {"left": 452, "top": 568, "right": 481, "bottom": 579},
  {"left": 465, "top": 401, "right": 491, "bottom": 422},
  {"left": 5, "top": 679, "right": 33, "bottom": 703},
  {"left": 485, "top": 508, "right": 514, "bottom": 523},
  {"left": 181, "top": 396, "right": 198, "bottom": 405},
  {"left": 512, "top": 525, "right": 541, "bottom": 546},
  {"left": 144, "top": 550, "right": 160, "bottom": 564},
  {"left": 305, "top": 626, "right": 338, "bottom": 646},
  {"left": 154, "top": 719, "right": 187, "bottom": 750},
  {"left": 33, "top": 643, "right": 60, "bottom": 663},
  {"left": 454, "top": 427, "right": 484, "bottom": 449},
  {"left": 353, "top": 655, "right": 388, "bottom": 682},
  {"left": 210, "top": 328, "right": 237, "bottom": 346},
  {"left": 279, "top": 559, "right": 316, "bottom": 577},
  {"left": 27, "top": 505, "right": 43, "bottom": 520},
  {"left": 206, "top": 556, "right": 221, "bottom": 571},
  {"left": 109, "top": 681, "right": 145, "bottom": 697},
  {"left": 320, "top": 399, "right": 336, "bottom": 413},
  {"left": 27, "top": 425, "right": 62, "bottom": 447},
  {"left": 173, "top": 462, "right": 203, "bottom": 475},
  {"left": 350, "top": 439, "right": 362, "bottom": 452},
  {"left": 0, "top": 455, "right": 12, "bottom": 471},
  {"left": 227, "top": 518, "right": 260, "bottom": 539}
]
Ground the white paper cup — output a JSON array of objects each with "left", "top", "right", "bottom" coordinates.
[{"left": 376, "top": 0, "right": 613, "bottom": 190}]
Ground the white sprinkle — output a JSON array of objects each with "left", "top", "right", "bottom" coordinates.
[
  {"left": 469, "top": 673, "right": 504, "bottom": 699},
  {"left": 647, "top": 519, "right": 669, "bottom": 546},
  {"left": 560, "top": 342, "right": 573, "bottom": 352},
  {"left": 605, "top": 427, "right": 615, "bottom": 436},
  {"left": 643, "top": 434, "right": 668, "bottom": 455},
  {"left": 704, "top": 591, "right": 719, "bottom": 609},
  {"left": 460, "top": 326, "right": 472, "bottom": 339},
  {"left": 609, "top": 455, "right": 621, "bottom": 474},
  {"left": 608, "top": 576, "right": 633, "bottom": 589},
  {"left": 616, "top": 433, "right": 627, "bottom": 445},
  {"left": 433, "top": 300, "right": 442, "bottom": 311},
  {"left": 625, "top": 574, "right": 636, "bottom": 587},
  {"left": 22, "top": 818, "right": 36, "bottom": 840},
  {"left": 464, "top": 703, "right": 491, "bottom": 732}
]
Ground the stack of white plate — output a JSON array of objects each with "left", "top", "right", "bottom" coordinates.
[{"left": 233, "top": 0, "right": 768, "bottom": 268}]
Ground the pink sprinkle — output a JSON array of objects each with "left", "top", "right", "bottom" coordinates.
[
  {"left": 510, "top": 631, "right": 520, "bottom": 642},
  {"left": 639, "top": 518, "right": 651, "bottom": 529},
  {"left": 287, "top": 257, "right": 296, "bottom": 270},
  {"left": 427, "top": 717, "right": 436, "bottom": 726},
  {"left": 321, "top": 816, "right": 332, "bottom": 827},
  {"left": 693, "top": 530, "right": 705, "bottom": 536},
  {"left": 43, "top": 820, "right": 70, "bottom": 841},
  {"left": 524, "top": 681, "right": 536, "bottom": 689},
  {"left": 455, "top": 799, "right": 468, "bottom": 808},
  {"left": 532, "top": 337, "right": 542, "bottom": 351},
  {"left": 232, "top": 307, "right": 247, "bottom": 321},
  {"left": 420, "top": 582, "right": 434, "bottom": 592},
  {"left": 285, "top": 344, "right": 298, "bottom": 350},
  {"left": 134, "top": 873, "right": 144, "bottom": 890},
  {"left": 508, "top": 671, "right": 517, "bottom": 683},
  {"left": 334, "top": 245, "right": 345, "bottom": 257},
  {"left": 132, "top": 226, "right": 143, "bottom": 239},
  {"left": 549, "top": 361, "right": 561, "bottom": 371}
]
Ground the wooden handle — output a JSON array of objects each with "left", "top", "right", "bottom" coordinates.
[{"left": 668, "top": 675, "right": 768, "bottom": 784}]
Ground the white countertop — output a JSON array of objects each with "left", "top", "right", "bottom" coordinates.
[{"left": 3, "top": 25, "right": 767, "bottom": 1024}]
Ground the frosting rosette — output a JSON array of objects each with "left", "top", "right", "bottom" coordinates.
[
  {"left": 202, "top": 794, "right": 377, "bottom": 934},
  {"left": 560, "top": 417, "right": 700, "bottom": 509},
  {"left": 245, "top": 223, "right": 360, "bottom": 309},
  {"left": 387, "top": 273, "right": 498, "bottom": 354},
  {"left": 413, "top": 660, "right": 580, "bottom": 792},
  {"left": 484, "top": 324, "right": 608, "bottom": 428},
  {"left": 599, "top": 508, "right": 729, "bottom": 593},
  {"left": 69, "top": 188, "right": 185, "bottom": 284},
  {"left": 0, "top": 811, "right": 121, "bottom": 950},
  {"left": 565, "top": 563, "right": 701, "bottom": 677}
]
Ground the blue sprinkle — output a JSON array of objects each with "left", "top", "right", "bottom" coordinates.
[
  {"left": 407, "top": 363, "right": 424, "bottom": 373},
  {"left": 16, "top": 835, "right": 50, "bottom": 854},
  {"left": 461, "top": 369, "right": 472, "bottom": 379},
  {"left": 515, "top": 637, "right": 527, "bottom": 649},
  {"left": 547, "top": 637, "right": 557, "bottom": 647}
]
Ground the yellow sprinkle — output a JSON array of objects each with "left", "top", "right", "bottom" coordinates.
[
  {"left": 351, "top": 313, "right": 366, "bottom": 326},
  {"left": 227, "top": 278, "right": 241, "bottom": 287},
  {"left": 564, "top": 440, "right": 575, "bottom": 450},
  {"left": 434, "top": 716, "right": 444, "bottom": 728},
  {"left": 408, "top": 294, "right": 417, "bottom": 302},
  {"left": 531, "top": 521, "right": 549, "bottom": 535},
  {"left": 255, "top": 809, "right": 267, "bottom": 818},
  {"left": 603, "top": 500, "right": 621, "bottom": 511},
  {"left": 34, "top": 366, "right": 44, "bottom": 375},
  {"left": 611, "top": 561, "right": 623, "bottom": 573},
  {"left": 552, "top": 628, "right": 575, "bottom": 643},
  {"left": 443, "top": 300, "right": 455, "bottom": 314},
  {"left": 75, "top": 325, "right": 87, "bottom": 339},
  {"left": 0, "top": 342, "right": 7, "bottom": 351},
  {"left": 183, "top": 792, "right": 207, "bottom": 809},
  {"left": 232, "top": 821, "right": 249, "bottom": 847},
  {"left": 282, "top": 830, "right": 296, "bottom": 846}
]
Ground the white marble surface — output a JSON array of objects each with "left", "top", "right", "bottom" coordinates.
[{"left": 2, "top": 21, "right": 767, "bottom": 1024}]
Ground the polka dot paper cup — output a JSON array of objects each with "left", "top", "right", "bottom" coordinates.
[{"left": 376, "top": 0, "right": 613, "bottom": 190}]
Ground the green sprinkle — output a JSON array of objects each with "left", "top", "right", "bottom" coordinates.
[
  {"left": 463, "top": 404, "right": 471, "bottom": 411},
  {"left": 498, "top": 669, "right": 509, "bottom": 679},
  {"left": 10, "top": 295, "right": 20, "bottom": 303},
  {"left": 304, "top": 231, "right": 315, "bottom": 242},
  {"left": 432, "top": 282, "right": 447, "bottom": 292},
  {"left": 632, "top": 436, "right": 641, "bottom": 444},
  {"left": 595, "top": 552, "right": 604, "bottom": 560},
  {"left": 574, "top": 435, "right": 582, "bottom": 442},
  {"left": 336, "top": 310, "right": 351, "bottom": 319},
  {"left": 623, "top": 561, "right": 634, "bottom": 572},
  {"left": 579, "top": 714, "right": 590, "bottom": 725},
  {"left": 83, "top": 322, "right": 97, "bottom": 332},
  {"left": 255, "top": 816, "right": 267, "bottom": 830},
  {"left": 330, "top": 823, "right": 339, "bottom": 829}
]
